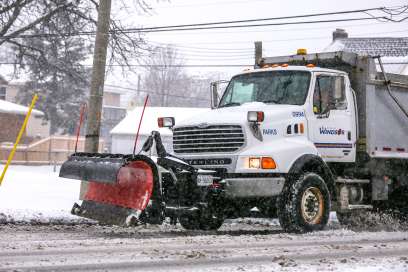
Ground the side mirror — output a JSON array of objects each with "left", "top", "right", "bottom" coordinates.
[
  {"left": 210, "top": 80, "right": 229, "bottom": 109},
  {"left": 210, "top": 82, "right": 218, "bottom": 109}
]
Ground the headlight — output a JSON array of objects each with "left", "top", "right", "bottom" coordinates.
[
  {"left": 249, "top": 157, "right": 261, "bottom": 168},
  {"left": 157, "top": 117, "right": 175, "bottom": 128},
  {"left": 248, "top": 157, "right": 276, "bottom": 169}
]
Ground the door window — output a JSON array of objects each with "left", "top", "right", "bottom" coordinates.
[{"left": 313, "top": 75, "right": 346, "bottom": 114}]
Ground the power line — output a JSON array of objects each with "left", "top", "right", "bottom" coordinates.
[
  {"left": 154, "top": 0, "right": 272, "bottom": 9},
  {"left": 125, "top": 7, "right": 394, "bottom": 31},
  {"left": 0, "top": 17, "right": 392, "bottom": 39},
  {"left": 105, "top": 84, "right": 211, "bottom": 101},
  {"left": 122, "top": 17, "right": 392, "bottom": 33},
  {"left": 0, "top": 62, "right": 252, "bottom": 67},
  {"left": 147, "top": 28, "right": 408, "bottom": 54},
  {"left": 146, "top": 20, "right": 406, "bottom": 38},
  {"left": 1, "top": 62, "right": 405, "bottom": 68},
  {"left": 1, "top": 6, "right": 406, "bottom": 39}
]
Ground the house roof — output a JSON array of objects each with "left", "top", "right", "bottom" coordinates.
[
  {"left": 324, "top": 37, "right": 408, "bottom": 75},
  {"left": 0, "top": 99, "right": 44, "bottom": 116},
  {"left": 325, "top": 37, "right": 408, "bottom": 57},
  {"left": 110, "top": 106, "right": 209, "bottom": 136}
]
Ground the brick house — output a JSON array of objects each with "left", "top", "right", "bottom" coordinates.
[
  {"left": 0, "top": 99, "right": 45, "bottom": 144},
  {"left": 0, "top": 75, "right": 50, "bottom": 140}
]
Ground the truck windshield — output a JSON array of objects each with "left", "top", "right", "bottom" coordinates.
[{"left": 219, "top": 71, "right": 311, "bottom": 107}]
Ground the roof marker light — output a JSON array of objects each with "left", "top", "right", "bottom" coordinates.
[{"left": 297, "top": 48, "right": 307, "bottom": 55}]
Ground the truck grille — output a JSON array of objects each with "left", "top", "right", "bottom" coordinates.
[{"left": 173, "top": 125, "right": 245, "bottom": 153}]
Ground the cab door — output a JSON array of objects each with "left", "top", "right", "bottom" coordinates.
[{"left": 307, "top": 73, "right": 356, "bottom": 162}]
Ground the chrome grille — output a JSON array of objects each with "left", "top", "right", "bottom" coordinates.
[{"left": 173, "top": 125, "right": 245, "bottom": 153}]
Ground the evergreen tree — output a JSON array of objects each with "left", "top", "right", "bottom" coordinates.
[{"left": 18, "top": 11, "right": 91, "bottom": 134}]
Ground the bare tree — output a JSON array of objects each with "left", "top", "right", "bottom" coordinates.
[
  {"left": 0, "top": 0, "right": 161, "bottom": 133},
  {"left": 0, "top": 0, "right": 154, "bottom": 71},
  {"left": 141, "top": 45, "right": 185, "bottom": 106}
]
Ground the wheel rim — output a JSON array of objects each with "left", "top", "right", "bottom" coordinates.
[{"left": 301, "top": 187, "right": 324, "bottom": 224}]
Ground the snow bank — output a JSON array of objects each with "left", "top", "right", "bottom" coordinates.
[{"left": 0, "top": 164, "right": 88, "bottom": 224}]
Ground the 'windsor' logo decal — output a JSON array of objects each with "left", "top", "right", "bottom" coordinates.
[{"left": 319, "top": 127, "right": 345, "bottom": 135}]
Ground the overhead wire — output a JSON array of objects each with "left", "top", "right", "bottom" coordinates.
[
  {"left": 0, "top": 5, "right": 407, "bottom": 39},
  {"left": 104, "top": 84, "right": 211, "bottom": 101},
  {"left": 122, "top": 7, "right": 395, "bottom": 32}
]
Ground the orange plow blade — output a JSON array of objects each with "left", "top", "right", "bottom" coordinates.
[{"left": 84, "top": 160, "right": 154, "bottom": 211}]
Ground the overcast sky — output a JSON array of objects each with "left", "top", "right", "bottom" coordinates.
[{"left": 107, "top": 0, "right": 407, "bottom": 79}]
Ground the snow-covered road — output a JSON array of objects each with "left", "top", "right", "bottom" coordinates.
[
  {"left": 1, "top": 165, "right": 408, "bottom": 271},
  {"left": 0, "top": 223, "right": 408, "bottom": 271}
]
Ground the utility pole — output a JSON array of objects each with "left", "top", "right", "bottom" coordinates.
[
  {"left": 81, "top": 0, "right": 111, "bottom": 199},
  {"left": 254, "top": 41, "right": 263, "bottom": 68},
  {"left": 137, "top": 74, "right": 141, "bottom": 99},
  {"left": 85, "top": 0, "right": 112, "bottom": 153}
]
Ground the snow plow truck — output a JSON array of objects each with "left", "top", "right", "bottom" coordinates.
[{"left": 60, "top": 49, "right": 408, "bottom": 233}]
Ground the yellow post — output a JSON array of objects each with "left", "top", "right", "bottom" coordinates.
[{"left": 0, "top": 94, "right": 39, "bottom": 185}]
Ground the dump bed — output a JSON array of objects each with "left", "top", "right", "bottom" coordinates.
[{"left": 260, "top": 51, "right": 408, "bottom": 159}]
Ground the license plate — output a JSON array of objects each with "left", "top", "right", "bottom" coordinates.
[{"left": 196, "top": 175, "right": 213, "bottom": 186}]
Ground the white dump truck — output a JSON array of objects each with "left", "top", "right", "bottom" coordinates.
[{"left": 160, "top": 50, "right": 408, "bottom": 232}]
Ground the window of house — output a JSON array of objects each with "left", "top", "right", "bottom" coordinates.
[
  {"left": 0, "top": 87, "right": 6, "bottom": 100},
  {"left": 313, "top": 75, "right": 347, "bottom": 114}
]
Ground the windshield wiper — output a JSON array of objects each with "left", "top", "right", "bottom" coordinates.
[{"left": 219, "top": 102, "right": 241, "bottom": 108}]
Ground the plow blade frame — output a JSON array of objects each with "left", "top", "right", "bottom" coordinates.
[{"left": 59, "top": 153, "right": 128, "bottom": 183}]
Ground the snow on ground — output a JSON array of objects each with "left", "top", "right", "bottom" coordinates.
[
  {"left": 1, "top": 165, "right": 408, "bottom": 271},
  {"left": 0, "top": 164, "right": 89, "bottom": 224}
]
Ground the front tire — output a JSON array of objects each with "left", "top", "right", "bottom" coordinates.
[{"left": 277, "top": 173, "right": 331, "bottom": 233}]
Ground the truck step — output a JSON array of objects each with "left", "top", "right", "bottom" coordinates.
[
  {"left": 336, "top": 178, "right": 370, "bottom": 184},
  {"left": 344, "top": 204, "right": 373, "bottom": 210}
]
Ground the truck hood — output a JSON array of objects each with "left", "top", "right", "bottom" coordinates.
[{"left": 176, "top": 102, "right": 305, "bottom": 127}]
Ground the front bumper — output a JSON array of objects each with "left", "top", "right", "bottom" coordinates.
[{"left": 221, "top": 176, "right": 285, "bottom": 198}]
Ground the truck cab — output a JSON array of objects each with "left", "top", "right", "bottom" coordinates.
[{"left": 175, "top": 66, "right": 358, "bottom": 172}]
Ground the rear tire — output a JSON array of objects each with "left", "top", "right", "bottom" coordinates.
[
  {"left": 277, "top": 173, "right": 331, "bottom": 233},
  {"left": 336, "top": 211, "right": 367, "bottom": 227},
  {"left": 384, "top": 186, "right": 408, "bottom": 222}
]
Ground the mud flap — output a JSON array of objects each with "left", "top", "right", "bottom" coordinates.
[{"left": 60, "top": 153, "right": 163, "bottom": 225}]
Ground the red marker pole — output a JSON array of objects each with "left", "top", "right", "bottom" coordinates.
[
  {"left": 74, "top": 103, "right": 87, "bottom": 153},
  {"left": 133, "top": 95, "right": 149, "bottom": 155}
]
